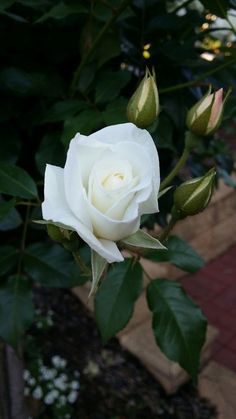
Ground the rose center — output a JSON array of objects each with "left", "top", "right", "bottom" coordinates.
[{"left": 102, "top": 172, "right": 125, "bottom": 190}]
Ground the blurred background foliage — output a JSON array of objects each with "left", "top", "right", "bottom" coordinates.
[{"left": 0, "top": 0, "right": 236, "bottom": 346}]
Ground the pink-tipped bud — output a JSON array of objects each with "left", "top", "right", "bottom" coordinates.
[{"left": 186, "top": 87, "right": 231, "bottom": 136}]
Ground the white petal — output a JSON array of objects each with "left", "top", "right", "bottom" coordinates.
[
  {"left": 89, "top": 202, "right": 140, "bottom": 241},
  {"left": 42, "top": 165, "right": 123, "bottom": 263},
  {"left": 64, "top": 135, "right": 104, "bottom": 229},
  {"left": 42, "top": 165, "right": 79, "bottom": 228},
  {"left": 88, "top": 156, "right": 136, "bottom": 218},
  {"left": 89, "top": 123, "right": 160, "bottom": 192}
]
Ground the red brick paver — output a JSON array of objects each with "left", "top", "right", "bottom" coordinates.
[{"left": 181, "top": 244, "right": 236, "bottom": 372}]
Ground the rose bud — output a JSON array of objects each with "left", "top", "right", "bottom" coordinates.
[
  {"left": 186, "top": 87, "right": 231, "bottom": 136},
  {"left": 173, "top": 168, "right": 216, "bottom": 217},
  {"left": 47, "top": 224, "right": 66, "bottom": 243},
  {"left": 127, "top": 67, "right": 159, "bottom": 128},
  {"left": 47, "top": 224, "right": 80, "bottom": 251}
]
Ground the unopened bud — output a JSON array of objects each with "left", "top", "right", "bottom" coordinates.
[
  {"left": 173, "top": 168, "right": 216, "bottom": 217},
  {"left": 186, "top": 87, "right": 231, "bottom": 136},
  {"left": 127, "top": 67, "right": 159, "bottom": 128},
  {"left": 47, "top": 224, "right": 66, "bottom": 243},
  {"left": 47, "top": 224, "right": 80, "bottom": 251}
]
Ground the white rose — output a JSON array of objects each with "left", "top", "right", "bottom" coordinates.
[{"left": 42, "top": 123, "right": 160, "bottom": 263}]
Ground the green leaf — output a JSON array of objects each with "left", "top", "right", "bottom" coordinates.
[
  {"left": 35, "top": 133, "right": 65, "bottom": 176},
  {"left": 0, "top": 67, "right": 64, "bottom": 98},
  {"left": 147, "top": 236, "right": 204, "bottom": 273},
  {"left": 147, "top": 279, "right": 207, "bottom": 380},
  {"left": 43, "top": 100, "right": 88, "bottom": 122},
  {"left": 102, "top": 97, "right": 128, "bottom": 125},
  {"left": 0, "top": 207, "right": 22, "bottom": 231},
  {"left": 0, "top": 275, "right": 34, "bottom": 348},
  {"left": 61, "top": 110, "right": 103, "bottom": 147},
  {"left": 0, "top": 0, "right": 15, "bottom": 12},
  {"left": 95, "top": 70, "right": 131, "bottom": 104},
  {"left": 95, "top": 259, "right": 142, "bottom": 342},
  {"left": 90, "top": 34, "right": 121, "bottom": 69},
  {"left": 90, "top": 250, "right": 107, "bottom": 297},
  {"left": 0, "top": 246, "right": 19, "bottom": 276},
  {"left": 0, "top": 163, "right": 38, "bottom": 199},
  {"left": 24, "top": 242, "right": 84, "bottom": 288},
  {"left": 36, "top": 1, "right": 87, "bottom": 23},
  {"left": 33, "top": 219, "right": 75, "bottom": 231},
  {"left": 122, "top": 229, "right": 166, "bottom": 250},
  {"left": 0, "top": 198, "right": 16, "bottom": 220},
  {"left": 0, "top": 125, "right": 21, "bottom": 164}
]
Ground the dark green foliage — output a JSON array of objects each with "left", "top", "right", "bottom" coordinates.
[
  {"left": 0, "top": 276, "right": 34, "bottom": 348},
  {"left": 0, "top": 0, "right": 235, "bottom": 377},
  {"left": 147, "top": 235, "right": 204, "bottom": 273},
  {"left": 147, "top": 279, "right": 207, "bottom": 380},
  {"left": 95, "top": 259, "right": 142, "bottom": 342},
  {"left": 24, "top": 242, "right": 88, "bottom": 288}
]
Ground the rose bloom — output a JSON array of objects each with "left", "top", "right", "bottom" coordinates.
[{"left": 42, "top": 123, "right": 160, "bottom": 263}]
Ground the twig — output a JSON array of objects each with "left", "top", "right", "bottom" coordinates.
[
  {"left": 159, "top": 216, "right": 178, "bottom": 243},
  {"left": 69, "top": 0, "right": 132, "bottom": 97},
  {"left": 160, "top": 147, "right": 190, "bottom": 191},
  {"left": 159, "top": 58, "right": 236, "bottom": 94}
]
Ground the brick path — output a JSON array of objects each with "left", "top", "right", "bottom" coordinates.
[{"left": 182, "top": 244, "right": 236, "bottom": 372}]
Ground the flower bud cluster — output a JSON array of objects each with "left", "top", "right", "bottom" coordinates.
[{"left": 23, "top": 354, "right": 80, "bottom": 418}]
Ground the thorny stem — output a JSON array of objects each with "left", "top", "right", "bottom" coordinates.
[
  {"left": 159, "top": 216, "right": 178, "bottom": 243},
  {"left": 69, "top": 0, "right": 132, "bottom": 97},
  {"left": 73, "top": 251, "right": 91, "bottom": 277},
  {"left": 160, "top": 147, "right": 190, "bottom": 191},
  {"left": 16, "top": 201, "right": 40, "bottom": 207},
  {"left": 141, "top": 265, "right": 153, "bottom": 282}
]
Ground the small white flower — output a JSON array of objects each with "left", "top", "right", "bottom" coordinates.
[
  {"left": 50, "top": 389, "right": 59, "bottom": 399},
  {"left": 24, "top": 387, "right": 30, "bottom": 396},
  {"left": 44, "top": 391, "right": 56, "bottom": 405},
  {"left": 23, "top": 370, "right": 30, "bottom": 381},
  {"left": 32, "top": 386, "right": 43, "bottom": 400},
  {"left": 40, "top": 366, "right": 56, "bottom": 380},
  {"left": 67, "top": 391, "right": 78, "bottom": 404},
  {"left": 51, "top": 355, "right": 61, "bottom": 367},
  {"left": 59, "top": 373, "right": 67, "bottom": 381},
  {"left": 70, "top": 380, "right": 80, "bottom": 390},
  {"left": 59, "top": 358, "right": 67, "bottom": 368},
  {"left": 58, "top": 395, "right": 66, "bottom": 406},
  {"left": 28, "top": 377, "right": 36, "bottom": 386},
  {"left": 74, "top": 370, "right": 80, "bottom": 378},
  {"left": 54, "top": 377, "right": 68, "bottom": 391},
  {"left": 51, "top": 355, "right": 67, "bottom": 368}
]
